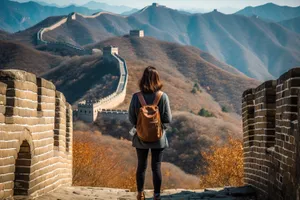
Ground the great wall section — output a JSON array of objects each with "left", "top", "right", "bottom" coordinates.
[
  {"left": 77, "top": 46, "right": 129, "bottom": 123},
  {"left": 36, "top": 13, "right": 93, "bottom": 55},
  {"left": 36, "top": 11, "right": 127, "bottom": 55},
  {"left": 0, "top": 70, "right": 72, "bottom": 199},
  {"left": 36, "top": 12, "right": 146, "bottom": 123},
  {"left": 242, "top": 68, "right": 300, "bottom": 200}
]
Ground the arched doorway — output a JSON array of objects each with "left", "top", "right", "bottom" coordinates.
[{"left": 14, "top": 140, "right": 32, "bottom": 196}]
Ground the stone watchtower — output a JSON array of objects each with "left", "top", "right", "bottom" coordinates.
[
  {"left": 242, "top": 68, "right": 300, "bottom": 200},
  {"left": 103, "top": 46, "right": 119, "bottom": 58},
  {"left": 130, "top": 30, "right": 144, "bottom": 38},
  {"left": 0, "top": 70, "right": 72, "bottom": 199}
]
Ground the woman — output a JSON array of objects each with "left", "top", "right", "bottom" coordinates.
[{"left": 128, "top": 66, "right": 172, "bottom": 200}]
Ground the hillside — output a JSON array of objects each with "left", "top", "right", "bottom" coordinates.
[
  {"left": 43, "top": 55, "right": 119, "bottom": 105},
  {"left": 0, "top": 40, "right": 62, "bottom": 75},
  {"left": 235, "top": 3, "right": 300, "bottom": 22},
  {"left": 0, "top": 40, "right": 118, "bottom": 104},
  {"left": 279, "top": 16, "right": 300, "bottom": 34},
  {"left": 0, "top": 33, "right": 260, "bottom": 114},
  {"left": 0, "top": 30, "right": 10, "bottom": 40},
  {"left": 89, "top": 36, "right": 259, "bottom": 114},
  {"left": 12, "top": 16, "right": 66, "bottom": 45},
  {"left": 0, "top": 0, "right": 102, "bottom": 33},
  {"left": 39, "top": 4, "right": 300, "bottom": 80}
]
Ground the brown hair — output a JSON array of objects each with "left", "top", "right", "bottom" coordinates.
[{"left": 139, "top": 66, "right": 163, "bottom": 93}]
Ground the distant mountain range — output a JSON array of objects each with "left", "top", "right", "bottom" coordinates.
[
  {"left": 279, "top": 16, "right": 300, "bottom": 34},
  {"left": 121, "top": 8, "right": 139, "bottom": 16},
  {"left": 2, "top": 1, "right": 300, "bottom": 80},
  {"left": 235, "top": 3, "right": 300, "bottom": 22},
  {"left": 183, "top": 7, "right": 239, "bottom": 14},
  {"left": 37, "top": 4, "right": 300, "bottom": 80},
  {"left": 0, "top": 0, "right": 102, "bottom": 33},
  {"left": 81, "top": 1, "right": 135, "bottom": 14}
]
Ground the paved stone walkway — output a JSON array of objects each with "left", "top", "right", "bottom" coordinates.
[{"left": 11, "top": 186, "right": 256, "bottom": 200}]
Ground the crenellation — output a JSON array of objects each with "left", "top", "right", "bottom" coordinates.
[
  {"left": 242, "top": 67, "right": 300, "bottom": 200},
  {"left": 65, "top": 103, "right": 72, "bottom": 153},
  {"left": 0, "top": 69, "right": 72, "bottom": 199}
]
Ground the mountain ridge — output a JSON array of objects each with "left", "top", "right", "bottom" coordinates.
[
  {"left": 82, "top": 1, "right": 134, "bottom": 14},
  {"left": 235, "top": 3, "right": 300, "bottom": 22},
  {"left": 0, "top": 0, "right": 102, "bottom": 33},
  {"left": 34, "top": 3, "right": 300, "bottom": 80},
  {"left": 279, "top": 16, "right": 300, "bottom": 34}
]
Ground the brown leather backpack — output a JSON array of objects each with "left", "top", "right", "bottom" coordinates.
[{"left": 136, "top": 91, "right": 163, "bottom": 142}]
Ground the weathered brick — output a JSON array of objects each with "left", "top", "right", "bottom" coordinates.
[
  {"left": 0, "top": 69, "right": 72, "bottom": 199},
  {"left": 243, "top": 68, "right": 300, "bottom": 200}
]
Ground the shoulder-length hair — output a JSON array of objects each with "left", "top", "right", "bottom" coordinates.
[{"left": 139, "top": 66, "right": 163, "bottom": 93}]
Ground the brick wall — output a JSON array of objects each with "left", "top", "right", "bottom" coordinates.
[
  {"left": 0, "top": 70, "right": 72, "bottom": 199},
  {"left": 242, "top": 68, "right": 300, "bottom": 200}
]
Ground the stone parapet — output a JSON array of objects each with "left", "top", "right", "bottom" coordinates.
[
  {"left": 242, "top": 67, "right": 300, "bottom": 200},
  {"left": 0, "top": 69, "right": 72, "bottom": 199}
]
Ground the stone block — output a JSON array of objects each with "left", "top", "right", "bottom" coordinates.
[
  {"left": 37, "top": 77, "right": 56, "bottom": 90},
  {"left": 0, "top": 69, "right": 73, "bottom": 198},
  {"left": 55, "top": 91, "right": 66, "bottom": 103},
  {"left": 0, "top": 70, "right": 36, "bottom": 83}
]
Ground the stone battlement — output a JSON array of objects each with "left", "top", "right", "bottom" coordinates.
[
  {"left": 242, "top": 67, "right": 300, "bottom": 200},
  {"left": 103, "top": 46, "right": 119, "bottom": 58},
  {"left": 0, "top": 70, "right": 72, "bottom": 199}
]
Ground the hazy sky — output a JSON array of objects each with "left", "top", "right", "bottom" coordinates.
[{"left": 38, "top": 0, "right": 300, "bottom": 10}]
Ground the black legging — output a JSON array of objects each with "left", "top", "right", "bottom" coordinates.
[{"left": 136, "top": 148, "right": 164, "bottom": 193}]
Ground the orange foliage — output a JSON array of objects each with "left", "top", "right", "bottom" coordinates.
[
  {"left": 72, "top": 129, "right": 200, "bottom": 191},
  {"left": 73, "top": 131, "right": 136, "bottom": 191},
  {"left": 199, "top": 137, "right": 244, "bottom": 188}
]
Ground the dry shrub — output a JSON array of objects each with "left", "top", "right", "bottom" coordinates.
[
  {"left": 159, "top": 163, "right": 199, "bottom": 189},
  {"left": 73, "top": 129, "right": 200, "bottom": 191},
  {"left": 73, "top": 131, "right": 136, "bottom": 191},
  {"left": 199, "top": 137, "right": 244, "bottom": 188},
  {"left": 164, "top": 111, "right": 242, "bottom": 174}
]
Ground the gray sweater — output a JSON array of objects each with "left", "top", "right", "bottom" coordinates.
[{"left": 128, "top": 91, "right": 172, "bottom": 149}]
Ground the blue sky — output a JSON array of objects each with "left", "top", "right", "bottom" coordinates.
[{"left": 35, "top": 0, "right": 300, "bottom": 10}]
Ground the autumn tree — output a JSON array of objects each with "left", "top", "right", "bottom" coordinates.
[
  {"left": 199, "top": 137, "right": 243, "bottom": 188},
  {"left": 73, "top": 131, "right": 136, "bottom": 191}
]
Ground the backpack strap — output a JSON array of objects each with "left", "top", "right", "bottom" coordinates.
[
  {"left": 137, "top": 92, "right": 147, "bottom": 106},
  {"left": 153, "top": 91, "right": 163, "bottom": 106}
]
